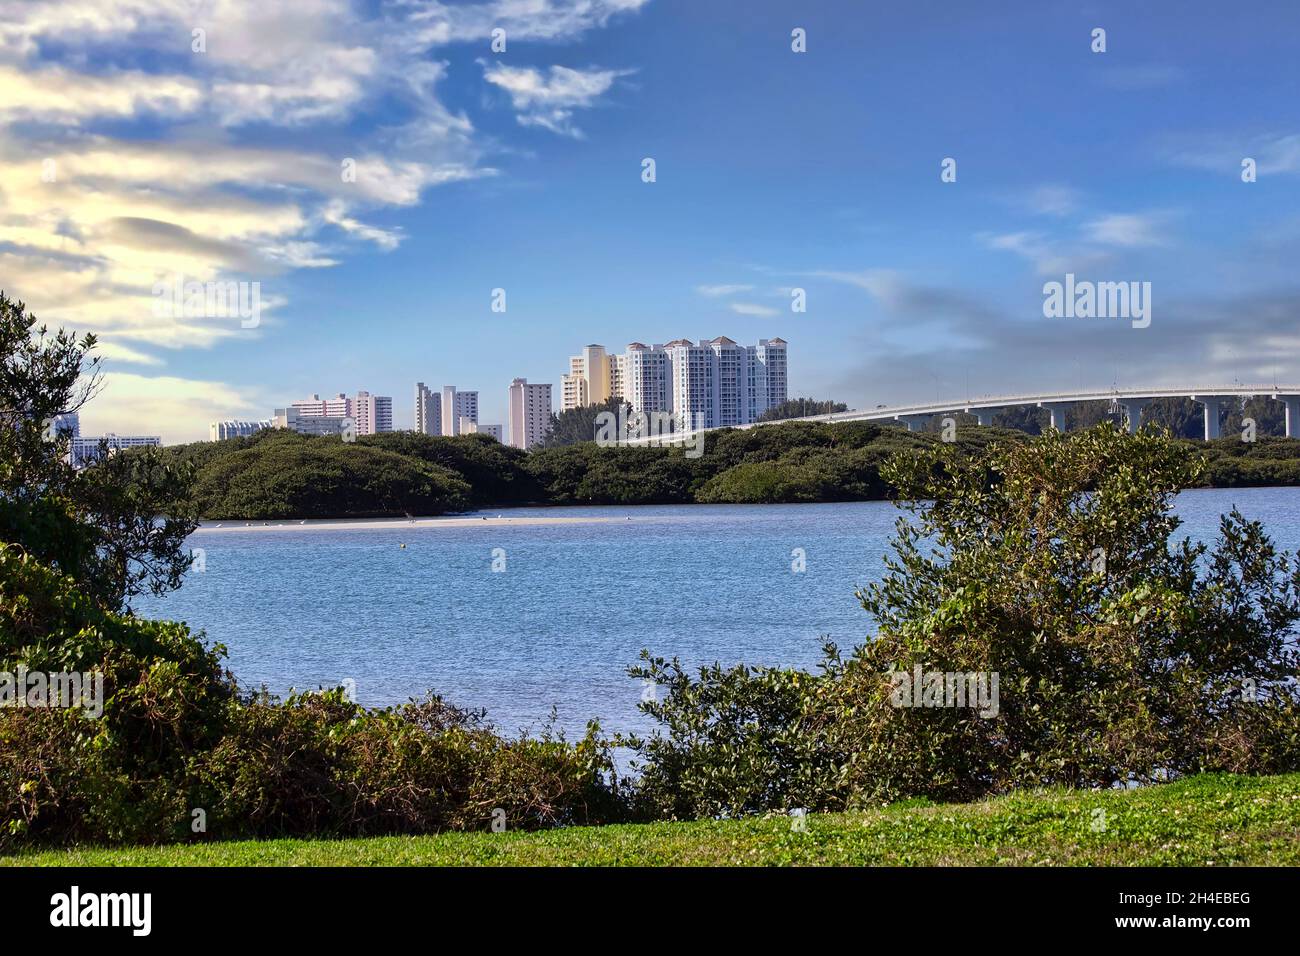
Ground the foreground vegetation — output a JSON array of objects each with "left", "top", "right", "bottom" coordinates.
[
  {"left": 8, "top": 772, "right": 1298, "bottom": 866},
  {"left": 4, "top": 291, "right": 1300, "bottom": 858}
]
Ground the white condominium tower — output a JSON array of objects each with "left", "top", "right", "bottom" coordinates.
[
  {"left": 619, "top": 343, "right": 671, "bottom": 415},
  {"left": 755, "top": 338, "right": 788, "bottom": 412},
  {"left": 414, "top": 382, "right": 441, "bottom": 435},
  {"left": 441, "top": 386, "right": 478, "bottom": 436},
  {"left": 414, "top": 383, "right": 479, "bottom": 436},
  {"left": 561, "top": 337, "right": 787, "bottom": 427},
  {"left": 507, "top": 378, "right": 553, "bottom": 450},
  {"left": 354, "top": 391, "right": 393, "bottom": 435}
]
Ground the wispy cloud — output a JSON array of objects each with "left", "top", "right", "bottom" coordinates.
[
  {"left": 481, "top": 62, "right": 633, "bottom": 138},
  {"left": 696, "top": 283, "right": 753, "bottom": 297},
  {"left": 1082, "top": 212, "right": 1171, "bottom": 248},
  {"left": 977, "top": 209, "right": 1173, "bottom": 275},
  {"left": 729, "top": 302, "right": 778, "bottom": 317},
  {"left": 1163, "top": 132, "right": 1300, "bottom": 177},
  {"left": 1022, "top": 185, "right": 1080, "bottom": 217}
]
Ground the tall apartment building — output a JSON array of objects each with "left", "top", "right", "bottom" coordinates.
[
  {"left": 210, "top": 420, "right": 270, "bottom": 441},
  {"left": 559, "top": 337, "right": 788, "bottom": 427},
  {"left": 414, "top": 382, "right": 441, "bottom": 436},
  {"left": 618, "top": 343, "right": 671, "bottom": 416},
  {"left": 664, "top": 338, "right": 716, "bottom": 428},
  {"left": 561, "top": 355, "right": 586, "bottom": 410},
  {"left": 441, "top": 386, "right": 478, "bottom": 436},
  {"left": 560, "top": 345, "right": 613, "bottom": 411},
  {"left": 272, "top": 407, "right": 351, "bottom": 436},
  {"left": 353, "top": 391, "right": 393, "bottom": 435},
  {"left": 507, "top": 378, "right": 553, "bottom": 450},
  {"left": 283, "top": 390, "right": 387, "bottom": 434},
  {"left": 755, "top": 338, "right": 788, "bottom": 411},
  {"left": 293, "top": 393, "right": 353, "bottom": 419}
]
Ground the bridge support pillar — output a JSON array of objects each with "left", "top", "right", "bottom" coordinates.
[
  {"left": 1038, "top": 402, "right": 1070, "bottom": 432},
  {"left": 1117, "top": 399, "right": 1150, "bottom": 434},
  {"left": 966, "top": 407, "right": 1000, "bottom": 427},
  {"left": 1274, "top": 394, "right": 1300, "bottom": 438},
  {"left": 895, "top": 415, "right": 930, "bottom": 433},
  {"left": 1191, "top": 396, "right": 1223, "bottom": 440}
]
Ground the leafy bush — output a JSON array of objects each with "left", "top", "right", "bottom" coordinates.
[
  {"left": 192, "top": 691, "right": 621, "bottom": 838},
  {"left": 0, "top": 543, "right": 233, "bottom": 845},
  {"left": 624, "top": 425, "right": 1300, "bottom": 816},
  {"left": 621, "top": 649, "right": 843, "bottom": 819}
]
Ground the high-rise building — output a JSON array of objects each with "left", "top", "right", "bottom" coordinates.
[
  {"left": 281, "top": 390, "right": 391, "bottom": 436},
  {"left": 507, "top": 378, "right": 553, "bottom": 450},
  {"left": 664, "top": 338, "right": 716, "bottom": 428},
  {"left": 69, "top": 434, "right": 161, "bottom": 467},
  {"left": 619, "top": 342, "right": 671, "bottom": 417},
  {"left": 272, "top": 407, "right": 350, "bottom": 436},
  {"left": 560, "top": 345, "right": 613, "bottom": 411},
  {"left": 354, "top": 391, "right": 392, "bottom": 435},
  {"left": 441, "top": 386, "right": 478, "bottom": 436},
  {"left": 755, "top": 338, "right": 788, "bottom": 411},
  {"left": 414, "top": 382, "right": 441, "bottom": 436},
  {"left": 210, "top": 420, "right": 270, "bottom": 441},
  {"left": 561, "top": 355, "right": 586, "bottom": 411},
  {"left": 293, "top": 393, "right": 353, "bottom": 419},
  {"left": 563, "top": 337, "right": 788, "bottom": 428}
]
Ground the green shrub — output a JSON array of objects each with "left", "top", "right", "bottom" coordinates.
[
  {"left": 192, "top": 691, "right": 621, "bottom": 838},
  {"left": 0, "top": 543, "right": 233, "bottom": 846},
  {"left": 624, "top": 426, "right": 1300, "bottom": 816}
]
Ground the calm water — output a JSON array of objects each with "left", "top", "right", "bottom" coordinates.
[{"left": 133, "top": 489, "right": 1300, "bottom": 739}]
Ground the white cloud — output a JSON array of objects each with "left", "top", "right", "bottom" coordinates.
[
  {"left": 405, "top": 0, "right": 650, "bottom": 47},
  {"left": 1083, "top": 213, "right": 1169, "bottom": 248},
  {"left": 482, "top": 62, "right": 632, "bottom": 137},
  {"left": 729, "top": 302, "right": 779, "bottom": 317},
  {"left": 1166, "top": 132, "right": 1300, "bottom": 177},
  {"left": 1023, "top": 185, "right": 1080, "bottom": 217},
  {"left": 696, "top": 283, "right": 753, "bottom": 297},
  {"left": 0, "top": 63, "right": 203, "bottom": 123},
  {"left": 978, "top": 230, "right": 1115, "bottom": 276},
  {"left": 805, "top": 269, "right": 907, "bottom": 304}
]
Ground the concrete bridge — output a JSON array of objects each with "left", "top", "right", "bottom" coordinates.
[{"left": 744, "top": 385, "right": 1300, "bottom": 441}]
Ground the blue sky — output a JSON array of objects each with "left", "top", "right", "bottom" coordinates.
[{"left": 2, "top": 0, "right": 1299, "bottom": 440}]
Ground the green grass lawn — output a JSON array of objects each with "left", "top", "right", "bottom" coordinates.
[{"left": 6, "top": 772, "right": 1299, "bottom": 867}]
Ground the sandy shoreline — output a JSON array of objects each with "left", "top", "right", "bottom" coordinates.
[{"left": 194, "top": 514, "right": 630, "bottom": 533}]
